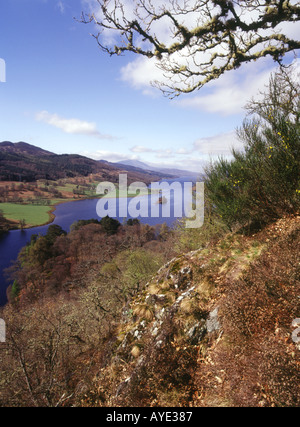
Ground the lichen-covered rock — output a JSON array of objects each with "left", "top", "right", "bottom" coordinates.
[
  {"left": 186, "top": 320, "right": 207, "bottom": 345},
  {"left": 206, "top": 307, "right": 221, "bottom": 334}
]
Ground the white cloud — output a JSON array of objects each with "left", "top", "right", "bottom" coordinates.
[
  {"left": 178, "top": 58, "right": 300, "bottom": 115},
  {"left": 131, "top": 145, "right": 154, "bottom": 153},
  {"left": 80, "top": 148, "right": 207, "bottom": 173},
  {"left": 155, "top": 150, "right": 175, "bottom": 159},
  {"left": 79, "top": 133, "right": 241, "bottom": 173},
  {"left": 81, "top": 0, "right": 176, "bottom": 46},
  {"left": 130, "top": 145, "right": 175, "bottom": 158},
  {"left": 121, "top": 56, "right": 279, "bottom": 115},
  {"left": 35, "top": 110, "right": 115, "bottom": 139},
  {"left": 129, "top": 129, "right": 243, "bottom": 167},
  {"left": 176, "top": 148, "right": 193, "bottom": 155},
  {"left": 120, "top": 57, "right": 163, "bottom": 97},
  {"left": 193, "top": 131, "right": 243, "bottom": 158},
  {"left": 56, "top": 1, "right": 65, "bottom": 14},
  {"left": 147, "top": 157, "right": 208, "bottom": 174},
  {"left": 80, "top": 150, "right": 139, "bottom": 163},
  {"left": 175, "top": 60, "right": 277, "bottom": 115},
  {"left": 82, "top": 0, "right": 298, "bottom": 115}
]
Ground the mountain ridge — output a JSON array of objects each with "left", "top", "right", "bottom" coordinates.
[
  {"left": 116, "top": 159, "right": 202, "bottom": 178},
  {"left": 0, "top": 141, "right": 176, "bottom": 183},
  {"left": 0, "top": 141, "right": 54, "bottom": 157}
]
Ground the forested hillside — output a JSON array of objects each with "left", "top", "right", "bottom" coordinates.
[
  {"left": 0, "top": 142, "right": 173, "bottom": 183},
  {"left": 0, "top": 67, "right": 299, "bottom": 407}
]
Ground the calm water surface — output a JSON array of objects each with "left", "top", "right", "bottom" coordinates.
[{"left": 0, "top": 177, "right": 198, "bottom": 305}]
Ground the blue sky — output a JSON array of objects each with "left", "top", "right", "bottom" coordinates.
[{"left": 0, "top": 0, "right": 298, "bottom": 173}]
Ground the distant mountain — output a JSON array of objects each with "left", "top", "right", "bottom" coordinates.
[
  {"left": 116, "top": 159, "right": 151, "bottom": 170},
  {"left": 103, "top": 160, "right": 174, "bottom": 180},
  {"left": 0, "top": 142, "right": 173, "bottom": 184},
  {"left": 116, "top": 159, "right": 200, "bottom": 178}
]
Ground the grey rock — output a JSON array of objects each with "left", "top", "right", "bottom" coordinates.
[
  {"left": 187, "top": 320, "right": 207, "bottom": 345},
  {"left": 206, "top": 307, "right": 221, "bottom": 333}
]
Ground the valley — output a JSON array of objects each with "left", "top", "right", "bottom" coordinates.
[{"left": 0, "top": 141, "right": 176, "bottom": 229}]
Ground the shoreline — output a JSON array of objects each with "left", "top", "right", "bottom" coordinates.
[
  {"left": 1, "top": 174, "right": 194, "bottom": 232},
  {"left": 3, "top": 196, "right": 97, "bottom": 231},
  {"left": 3, "top": 190, "right": 154, "bottom": 231},
  {"left": 1, "top": 176, "right": 190, "bottom": 232}
]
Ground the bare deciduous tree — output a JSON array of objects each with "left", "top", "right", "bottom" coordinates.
[{"left": 81, "top": 0, "right": 300, "bottom": 97}]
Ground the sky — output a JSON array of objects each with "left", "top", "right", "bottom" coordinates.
[{"left": 0, "top": 0, "right": 298, "bottom": 173}]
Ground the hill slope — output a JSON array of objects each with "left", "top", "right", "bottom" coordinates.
[
  {"left": 0, "top": 142, "right": 175, "bottom": 183},
  {"left": 0, "top": 141, "right": 53, "bottom": 157},
  {"left": 87, "top": 215, "right": 300, "bottom": 407},
  {"left": 116, "top": 159, "right": 203, "bottom": 178},
  {"left": 1, "top": 215, "right": 298, "bottom": 407}
]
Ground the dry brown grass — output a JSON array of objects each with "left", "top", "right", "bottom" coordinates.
[
  {"left": 194, "top": 216, "right": 300, "bottom": 407},
  {"left": 133, "top": 303, "right": 154, "bottom": 321}
]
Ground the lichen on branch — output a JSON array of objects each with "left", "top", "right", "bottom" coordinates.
[{"left": 81, "top": 0, "right": 300, "bottom": 97}]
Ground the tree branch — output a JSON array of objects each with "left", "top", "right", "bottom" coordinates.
[{"left": 81, "top": 0, "right": 300, "bottom": 96}]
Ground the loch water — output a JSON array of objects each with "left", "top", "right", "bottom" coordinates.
[{"left": 0, "top": 176, "right": 199, "bottom": 305}]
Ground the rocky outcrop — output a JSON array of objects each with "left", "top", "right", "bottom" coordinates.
[{"left": 93, "top": 215, "right": 300, "bottom": 407}]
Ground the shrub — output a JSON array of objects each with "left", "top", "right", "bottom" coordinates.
[
  {"left": 205, "top": 66, "right": 300, "bottom": 230},
  {"left": 99, "top": 215, "right": 121, "bottom": 235}
]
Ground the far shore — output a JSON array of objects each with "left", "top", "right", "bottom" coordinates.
[
  {"left": 0, "top": 173, "right": 181, "bottom": 231},
  {"left": 1, "top": 188, "right": 157, "bottom": 231}
]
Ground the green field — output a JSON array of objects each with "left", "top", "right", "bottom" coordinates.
[
  {"left": 0, "top": 203, "right": 53, "bottom": 227},
  {"left": 0, "top": 185, "right": 151, "bottom": 229}
]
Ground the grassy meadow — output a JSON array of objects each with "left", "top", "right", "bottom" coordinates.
[
  {"left": 0, "top": 177, "right": 97, "bottom": 228},
  {"left": 0, "top": 203, "right": 54, "bottom": 228},
  {"left": 0, "top": 176, "right": 151, "bottom": 229}
]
